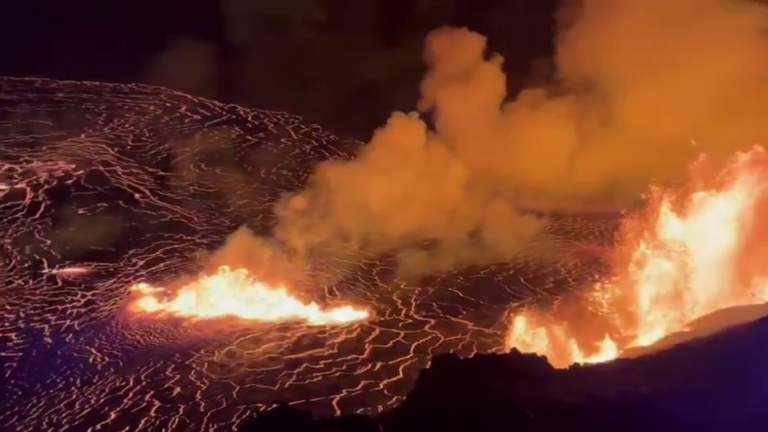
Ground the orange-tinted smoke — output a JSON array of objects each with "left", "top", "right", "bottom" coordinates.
[{"left": 219, "top": 0, "right": 768, "bottom": 276}]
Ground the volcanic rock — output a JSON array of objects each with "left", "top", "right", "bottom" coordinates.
[{"left": 241, "top": 314, "right": 768, "bottom": 431}]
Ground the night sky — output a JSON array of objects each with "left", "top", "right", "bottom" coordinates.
[{"left": 0, "top": 0, "right": 558, "bottom": 137}]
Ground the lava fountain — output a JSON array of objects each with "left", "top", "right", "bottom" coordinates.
[
  {"left": 507, "top": 145, "right": 768, "bottom": 368},
  {"left": 129, "top": 265, "right": 370, "bottom": 325}
]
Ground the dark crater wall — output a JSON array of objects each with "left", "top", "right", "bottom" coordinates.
[{"left": 242, "top": 315, "right": 768, "bottom": 432}]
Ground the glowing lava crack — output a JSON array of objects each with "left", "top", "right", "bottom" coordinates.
[
  {"left": 5, "top": 77, "right": 601, "bottom": 432},
  {"left": 130, "top": 266, "right": 370, "bottom": 324}
]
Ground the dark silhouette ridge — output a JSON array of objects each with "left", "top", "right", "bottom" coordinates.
[{"left": 241, "top": 314, "right": 768, "bottom": 431}]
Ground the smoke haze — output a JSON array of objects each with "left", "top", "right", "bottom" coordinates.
[{"left": 212, "top": 0, "right": 768, "bottom": 279}]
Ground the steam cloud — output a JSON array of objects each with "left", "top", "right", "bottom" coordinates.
[{"left": 212, "top": 0, "right": 768, "bottom": 280}]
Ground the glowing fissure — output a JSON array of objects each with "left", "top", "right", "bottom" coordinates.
[
  {"left": 130, "top": 266, "right": 369, "bottom": 325},
  {"left": 507, "top": 145, "right": 768, "bottom": 368}
]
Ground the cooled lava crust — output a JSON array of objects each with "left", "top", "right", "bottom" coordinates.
[
  {"left": 0, "top": 77, "right": 619, "bottom": 431},
  {"left": 244, "top": 313, "right": 768, "bottom": 432}
]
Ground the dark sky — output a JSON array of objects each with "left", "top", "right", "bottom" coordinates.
[
  {"left": 1, "top": 0, "right": 217, "bottom": 81},
  {"left": 1, "top": 0, "right": 559, "bottom": 137}
]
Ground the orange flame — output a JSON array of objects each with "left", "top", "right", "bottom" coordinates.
[
  {"left": 507, "top": 145, "right": 768, "bottom": 368},
  {"left": 508, "top": 315, "right": 619, "bottom": 366},
  {"left": 129, "top": 266, "right": 370, "bottom": 325}
]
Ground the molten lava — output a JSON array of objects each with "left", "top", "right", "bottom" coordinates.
[
  {"left": 507, "top": 145, "right": 768, "bottom": 368},
  {"left": 129, "top": 266, "right": 369, "bottom": 325}
]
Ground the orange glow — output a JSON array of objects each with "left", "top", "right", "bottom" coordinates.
[
  {"left": 507, "top": 145, "right": 768, "bottom": 368},
  {"left": 508, "top": 315, "right": 618, "bottom": 366},
  {"left": 129, "top": 266, "right": 370, "bottom": 325}
]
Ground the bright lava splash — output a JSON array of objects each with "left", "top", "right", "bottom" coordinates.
[
  {"left": 129, "top": 265, "right": 370, "bottom": 324},
  {"left": 507, "top": 145, "right": 768, "bottom": 368}
]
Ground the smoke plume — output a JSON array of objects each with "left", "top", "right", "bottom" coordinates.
[{"left": 216, "top": 0, "right": 768, "bottom": 279}]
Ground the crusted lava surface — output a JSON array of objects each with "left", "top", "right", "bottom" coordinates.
[
  {"left": 243, "top": 313, "right": 768, "bottom": 432},
  {"left": 1, "top": 77, "right": 619, "bottom": 431}
]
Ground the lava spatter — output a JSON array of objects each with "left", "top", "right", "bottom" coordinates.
[
  {"left": 507, "top": 145, "right": 768, "bottom": 368},
  {"left": 129, "top": 265, "right": 370, "bottom": 324},
  {"left": 0, "top": 77, "right": 609, "bottom": 431}
]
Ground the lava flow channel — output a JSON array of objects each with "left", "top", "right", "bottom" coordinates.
[{"left": 508, "top": 145, "right": 768, "bottom": 368}]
